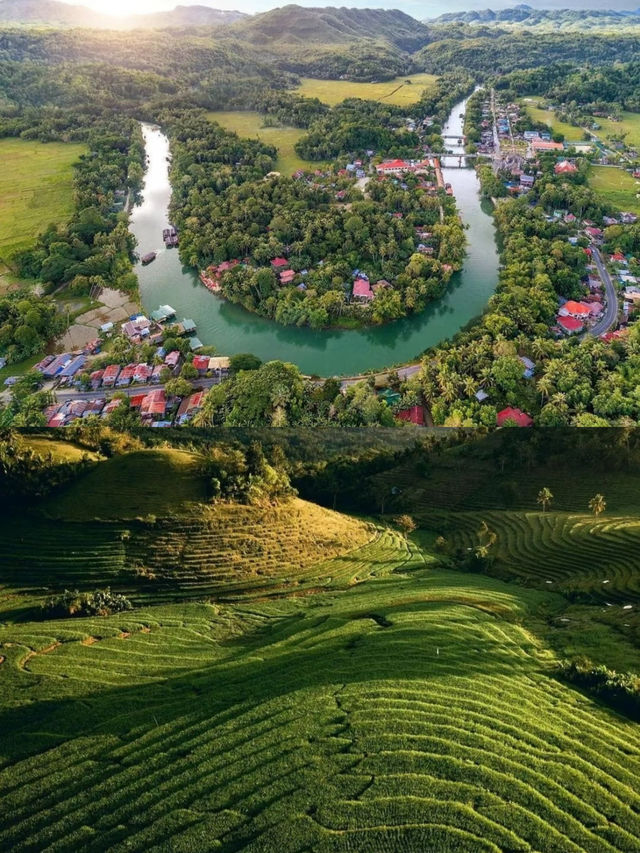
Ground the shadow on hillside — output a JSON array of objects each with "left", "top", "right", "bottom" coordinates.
[{"left": 0, "top": 596, "right": 535, "bottom": 767}]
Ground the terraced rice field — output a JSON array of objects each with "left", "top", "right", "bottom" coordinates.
[
  {"left": 2, "top": 543, "right": 640, "bottom": 852},
  {"left": 0, "top": 498, "right": 376, "bottom": 604},
  {"left": 422, "top": 509, "right": 640, "bottom": 605}
]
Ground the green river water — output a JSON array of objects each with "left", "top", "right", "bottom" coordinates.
[{"left": 132, "top": 96, "right": 498, "bottom": 376}]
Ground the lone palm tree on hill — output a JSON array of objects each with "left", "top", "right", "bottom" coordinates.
[
  {"left": 589, "top": 493, "right": 606, "bottom": 518},
  {"left": 537, "top": 487, "right": 553, "bottom": 513}
]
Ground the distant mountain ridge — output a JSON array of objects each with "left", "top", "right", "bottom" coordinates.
[
  {"left": 431, "top": 3, "right": 640, "bottom": 27},
  {"left": 227, "top": 5, "right": 431, "bottom": 51},
  {"left": 0, "top": 0, "right": 246, "bottom": 29}
]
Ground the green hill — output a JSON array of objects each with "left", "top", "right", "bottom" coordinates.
[
  {"left": 228, "top": 5, "right": 432, "bottom": 52},
  {"left": 2, "top": 542, "right": 640, "bottom": 852},
  {"left": 1, "top": 431, "right": 640, "bottom": 851}
]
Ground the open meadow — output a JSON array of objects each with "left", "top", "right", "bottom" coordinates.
[
  {"left": 588, "top": 165, "right": 640, "bottom": 214},
  {"left": 520, "top": 98, "right": 584, "bottom": 142},
  {"left": 206, "top": 111, "right": 317, "bottom": 176},
  {"left": 0, "top": 138, "right": 85, "bottom": 272},
  {"left": 1, "top": 433, "right": 640, "bottom": 852},
  {"left": 590, "top": 111, "right": 640, "bottom": 149},
  {"left": 295, "top": 73, "right": 438, "bottom": 107}
]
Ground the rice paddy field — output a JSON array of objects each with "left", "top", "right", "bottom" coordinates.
[
  {"left": 1, "top": 438, "right": 640, "bottom": 851},
  {"left": 206, "top": 112, "right": 316, "bottom": 176},
  {"left": 295, "top": 73, "right": 438, "bottom": 107},
  {"left": 588, "top": 166, "right": 640, "bottom": 215},
  {"left": 0, "top": 138, "right": 85, "bottom": 270}
]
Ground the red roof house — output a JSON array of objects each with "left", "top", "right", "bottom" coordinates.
[
  {"left": 271, "top": 258, "right": 289, "bottom": 270},
  {"left": 102, "top": 364, "right": 121, "bottom": 387},
  {"left": 557, "top": 315, "right": 584, "bottom": 334},
  {"left": 280, "top": 269, "right": 296, "bottom": 285},
  {"left": 353, "top": 277, "right": 373, "bottom": 300},
  {"left": 560, "top": 300, "right": 591, "bottom": 318},
  {"left": 554, "top": 160, "right": 578, "bottom": 174},
  {"left": 141, "top": 389, "right": 167, "bottom": 418},
  {"left": 396, "top": 405, "right": 425, "bottom": 425},
  {"left": 497, "top": 407, "right": 533, "bottom": 427},
  {"left": 531, "top": 139, "right": 564, "bottom": 151},
  {"left": 192, "top": 355, "right": 210, "bottom": 373}
]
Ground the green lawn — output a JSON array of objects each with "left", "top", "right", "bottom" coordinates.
[
  {"left": 520, "top": 97, "right": 584, "bottom": 142},
  {"left": 0, "top": 138, "right": 85, "bottom": 269},
  {"left": 207, "top": 111, "right": 317, "bottom": 176},
  {"left": 588, "top": 165, "right": 640, "bottom": 214},
  {"left": 296, "top": 73, "right": 438, "bottom": 107}
]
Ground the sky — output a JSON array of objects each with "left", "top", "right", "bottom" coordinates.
[{"left": 57, "top": 0, "right": 640, "bottom": 18}]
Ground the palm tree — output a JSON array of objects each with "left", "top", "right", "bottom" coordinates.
[
  {"left": 588, "top": 493, "right": 606, "bottom": 518},
  {"left": 537, "top": 487, "right": 553, "bottom": 513}
]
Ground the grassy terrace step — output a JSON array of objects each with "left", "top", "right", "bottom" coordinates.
[
  {"left": 420, "top": 510, "right": 640, "bottom": 605},
  {"left": 1, "top": 561, "right": 639, "bottom": 852}
]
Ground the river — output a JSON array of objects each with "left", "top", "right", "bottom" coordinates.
[{"left": 130, "top": 95, "right": 498, "bottom": 376}]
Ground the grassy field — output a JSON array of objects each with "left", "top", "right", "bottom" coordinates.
[
  {"left": 520, "top": 98, "right": 584, "bottom": 142},
  {"left": 207, "top": 111, "right": 316, "bottom": 176},
  {"left": 2, "top": 438, "right": 640, "bottom": 851},
  {"left": 591, "top": 111, "right": 640, "bottom": 149},
  {"left": 0, "top": 138, "right": 85, "bottom": 270},
  {"left": 296, "top": 73, "right": 438, "bottom": 107},
  {"left": 588, "top": 165, "right": 640, "bottom": 214}
]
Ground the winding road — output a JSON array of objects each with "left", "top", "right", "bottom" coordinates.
[{"left": 588, "top": 246, "right": 619, "bottom": 337}]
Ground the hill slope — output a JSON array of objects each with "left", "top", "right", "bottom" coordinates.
[{"left": 228, "top": 5, "right": 431, "bottom": 51}]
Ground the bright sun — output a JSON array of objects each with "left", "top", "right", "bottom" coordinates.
[{"left": 83, "top": 0, "right": 164, "bottom": 15}]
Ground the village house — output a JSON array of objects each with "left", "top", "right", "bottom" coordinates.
[
  {"left": 151, "top": 363, "right": 165, "bottom": 383},
  {"left": 280, "top": 269, "right": 296, "bottom": 285},
  {"left": 122, "top": 316, "right": 151, "bottom": 340},
  {"left": 176, "top": 391, "right": 205, "bottom": 424},
  {"left": 559, "top": 300, "right": 591, "bottom": 320},
  {"left": 101, "top": 399, "right": 121, "bottom": 418},
  {"left": 554, "top": 160, "right": 578, "bottom": 175},
  {"left": 164, "top": 351, "right": 181, "bottom": 371},
  {"left": 116, "top": 364, "right": 137, "bottom": 387},
  {"left": 90, "top": 369, "right": 104, "bottom": 390},
  {"left": 531, "top": 139, "right": 564, "bottom": 153},
  {"left": 353, "top": 277, "right": 374, "bottom": 301},
  {"left": 192, "top": 355, "right": 210, "bottom": 374},
  {"left": 396, "top": 405, "right": 425, "bottom": 425},
  {"left": 208, "top": 356, "right": 231, "bottom": 375},
  {"left": 141, "top": 389, "right": 167, "bottom": 420},
  {"left": 271, "top": 258, "right": 289, "bottom": 271},
  {"left": 557, "top": 315, "right": 584, "bottom": 334},
  {"left": 42, "top": 354, "right": 72, "bottom": 379},
  {"left": 101, "top": 364, "right": 121, "bottom": 387},
  {"left": 497, "top": 407, "right": 533, "bottom": 427},
  {"left": 133, "top": 363, "right": 153, "bottom": 384}
]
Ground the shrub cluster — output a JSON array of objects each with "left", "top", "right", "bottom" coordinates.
[
  {"left": 43, "top": 587, "right": 133, "bottom": 619},
  {"left": 558, "top": 657, "right": 640, "bottom": 721}
]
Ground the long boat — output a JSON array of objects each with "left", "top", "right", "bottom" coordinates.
[{"left": 141, "top": 252, "right": 157, "bottom": 265}]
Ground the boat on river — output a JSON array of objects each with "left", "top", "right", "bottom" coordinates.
[{"left": 141, "top": 251, "right": 157, "bottom": 265}]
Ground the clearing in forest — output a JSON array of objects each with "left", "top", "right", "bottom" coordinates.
[
  {"left": 0, "top": 138, "right": 85, "bottom": 271},
  {"left": 588, "top": 165, "right": 640, "bottom": 214},
  {"left": 295, "top": 73, "right": 438, "bottom": 107},
  {"left": 206, "top": 111, "right": 317, "bottom": 176}
]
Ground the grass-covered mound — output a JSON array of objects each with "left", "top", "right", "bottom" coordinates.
[
  {"left": 43, "top": 449, "right": 209, "bottom": 521},
  {"left": 2, "top": 536, "right": 640, "bottom": 852}
]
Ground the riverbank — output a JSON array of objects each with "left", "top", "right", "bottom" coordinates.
[{"left": 131, "top": 100, "right": 499, "bottom": 377}]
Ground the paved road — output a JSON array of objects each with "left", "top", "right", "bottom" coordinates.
[
  {"left": 53, "top": 376, "right": 224, "bottom": 402},
  {"left": 588, "top": 246, "right": 619, "bottom": 337}
]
